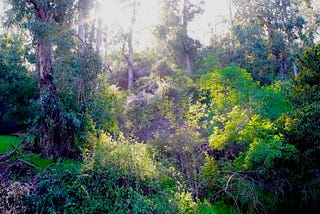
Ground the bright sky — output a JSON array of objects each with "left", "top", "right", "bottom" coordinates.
[
  {"left": 0, "top": 0, "right": 229, "bottom": 48},
  {"left": 97, "top": 0, "right": 230, "bottom": 49}
]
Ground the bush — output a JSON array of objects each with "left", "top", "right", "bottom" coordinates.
[{"left": 25, "top": 134, "right": 196, "bottom": 213}]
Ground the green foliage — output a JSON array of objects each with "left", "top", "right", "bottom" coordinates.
[
  {"left": 154, "top": 0, "right": 204, "bottom": 72},
  {"left": 26, "top": 134, "right": 196, "bottom": 213},
  {"left": 198, "top": 200, "right": 240, "bottom": 214},
  {"left": 200, "top": 157, "right": 277, "bottom": 214},
  {"left": 231, "top": 24, "right": 276, "bottom": 84},
  {"left": 199, "top": 65, "right": 289, "bottom": 150},
  {"left": 206, "top": 0, "right": 317, "bottom": 83},
  {"left": 272, "top": 44, "right": 320, "bottom": 212},
  {"left": 0, "top": 34, "right": 38, "bottom": 132},
  {"left": 197, "top": 65, "right": 299, "bottom": 213}
]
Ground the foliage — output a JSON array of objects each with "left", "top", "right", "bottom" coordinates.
[
  {"left": 206, "top": 0, "right": 319, "bottom": 83},
  {"left": 26, "top": 133, "right": 197, "bottom": 213},
  {"left": 199, "top": 65, "right": 289, "bottom": 149},
  {"left": 198, "top": 200, "right": 239, "bottom": 214},
  {"left": 272, "top": 44, "right": 320, "bottom": 212},
  {"left": 0, "top": 34, "right": 38, "bottom": 134},
  {"left": 124, "top": 71, "right": 197, "bottom": 141},
  {"left": 2, "top": 0, "right": 320, "bottom": 213},
  {"left": 196, "top": 65, "right": 298, "bottom": 213},
  {"left": 154, "top": 0, "right": 204, "bottom": 72}
]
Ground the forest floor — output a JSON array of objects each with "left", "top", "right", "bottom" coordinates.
[{"left": 0, "top": 135, "right": 72, "bottom": 213}]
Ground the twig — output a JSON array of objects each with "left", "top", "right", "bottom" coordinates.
[{"left": 17, "top": 158, "right": 36, "bottom": 168}]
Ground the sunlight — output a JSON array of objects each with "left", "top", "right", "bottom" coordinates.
[
  {"left": 95, "top": 0, "right": 230, "bottom": 49},
  {"left": 96, "top": 0, "right": 129, "bottom": 28},
  {"left": 96, "top": 0, "right": 161, "bottom": 49}
]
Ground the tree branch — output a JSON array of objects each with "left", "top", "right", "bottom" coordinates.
[{"left": 26, "top": 0, "right": 46, "bottom": 20}]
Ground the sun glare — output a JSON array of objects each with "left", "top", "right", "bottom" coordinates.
[
  {"left": 94, "top": 0, "right": 230, "bottom": 49},
  {"left": 96, "top": 0, "right": 128, "bottom": 28}
]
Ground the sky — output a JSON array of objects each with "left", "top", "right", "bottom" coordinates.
[
  {"left": 0, "top": 0, "right": 230, "bottom": 49},
  {"left": 1, "top": 0, "right": 319, "bottom": 47},
  {"left": 97, "top": 0, "right": 230, "bottom": 49}
]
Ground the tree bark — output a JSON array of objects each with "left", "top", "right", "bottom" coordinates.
[
  {"left": 27, "top": 0, "right": 69, "bottom": 158},
  {"left": 36, "top": 21, "right": 61, "bottom": 158}
]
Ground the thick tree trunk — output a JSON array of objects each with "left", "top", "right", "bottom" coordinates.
[
  {"left": 27, "top": 0, "right": 71, "bottom": 159},
  {"left": 37, "top": 36, "right": 64, "bottom": 159},
  {"left": 78, "top": 0, "right": 90, "bottom": 53}
]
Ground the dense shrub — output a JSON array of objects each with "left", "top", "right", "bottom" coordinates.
[
  {"left": 0, "top": 34, "right": 38, "bottom": 134},
  {"left": 25, "top": 134, "right": 196, "bottom": 213}
]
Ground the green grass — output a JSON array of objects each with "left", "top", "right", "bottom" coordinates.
[
  {"left": 1, "top": 135, "right": 82, "bottom": 175},
  {"left": 22, "top": 154, "right": 53, "bottom": 172},
  {"left": 0, "top": 135, "right": 22, "bottom": 154}
]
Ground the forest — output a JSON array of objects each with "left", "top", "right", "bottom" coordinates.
[{"left": 0, "top": 0, "right": 319, "bottom": 213}]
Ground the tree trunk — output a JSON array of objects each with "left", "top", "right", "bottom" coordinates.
[
  {"left": 26, "top": 0, "right": 73, "bottom": 159},
  {"left": 127, "top": 37, "right": 134, "bottom": 89},
  {"left": 183, "top": 0, "right": 191, "bottom": 73},
  {"left": 290, "top": 44, "right": 298, "bottom": 77},
  {"left": 186, "top": 53, "right": 192, "bottom": 73},
  {"left": 78, "top": 0, "right": 90, "bottom": 105},
  {"left": 37, "top": 37, "right": 63, "bottom": 158},
  {"left": 102, "top": 23, "right": 110, "bottom": 95},
  {"left": 127, "top": 0, "right": 137, "bottom": 89},
  {"left": 78, "top": 0, "right": 88, "bottom": 54},
  {"left": 96, "top": 19, "right": 102, "bottom": 54},
  {"left": 227, "top": 0, "right": 236, "bottom": 57}
]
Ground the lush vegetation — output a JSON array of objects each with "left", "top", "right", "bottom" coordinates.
[{"left": 0, "top": 0, "right": 319, "bottom": 213}]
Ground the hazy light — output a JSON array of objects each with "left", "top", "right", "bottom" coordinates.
[{"left": 95, "top": 0, "right": 230, "bottom": 50}]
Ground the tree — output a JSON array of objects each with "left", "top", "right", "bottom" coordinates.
[
  {"left": 125, "top": 0, "right": 139, "bottom": 89},
  {"left": 232, "top": 0, "right": 317, "bottom": 80},
  {"left": 0, "top": 34, "right": 37, "bottom": 134},
  {"left": 8, "top": 0, "right": 76, "bottom": 158},
  {"left": 155, "top": 0, "right": 204, "bottom": 73},
  {"left": 273, "top": 44, "right": 320, "bottom": 212}
]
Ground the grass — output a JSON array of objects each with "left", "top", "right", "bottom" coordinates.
[
  {"left": 22, "top": 154, "right": 53, "bottom": 172},
  {"left": 0, "top": 135, "right": 22, "bottom": 154},
  {"left": 1, "top": 135, "right": 81, "bottom": 173}
]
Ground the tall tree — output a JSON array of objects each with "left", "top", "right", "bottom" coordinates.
[
  {"left": 233, "top": 0, "right": 317, "bottom": 79},
  {"left": 126, "top": 0, "right": 139, "bottom": 89},
  {"left": 78, "top": 0, "right": 90, "bottom": 54},
  {"left": 9, "top": 0, "right": 75, "bottom": 158},
  {"left": 155, "top": 0, "right": 204, "bottom": 73}
]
